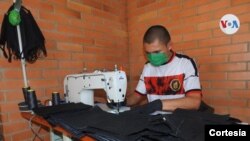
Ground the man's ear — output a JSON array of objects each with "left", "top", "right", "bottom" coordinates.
[{"left": 168, "top": 41, "right": 173, "bottom": 50}]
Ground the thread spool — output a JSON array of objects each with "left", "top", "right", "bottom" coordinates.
[
  {"left": 27, "top": 89, "right": 38, "bottom": 109},
  {"left": 22, "top": 86, "right": 30, "bottom": 103},
  {"left": 52, "top": 92, "right": 60, "bottom": 106}
]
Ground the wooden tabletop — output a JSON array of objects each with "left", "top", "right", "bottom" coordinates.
[{"left": 21, "top": 112, "right": 96, "bottom": 141}]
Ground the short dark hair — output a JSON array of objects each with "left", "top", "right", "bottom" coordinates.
[{"left": 143, "top": 25, "right": 171, "bottom": 46}]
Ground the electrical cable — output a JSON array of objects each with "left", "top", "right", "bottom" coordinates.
[{"left": 29, "top": 114, "right": 44, "bottom": 141}]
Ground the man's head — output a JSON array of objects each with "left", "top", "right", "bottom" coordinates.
[
  {"left": 143, "top": 25, "right": 171, "bottom": 47},
  {"left": 143, "top": 25, "right": 172, "bottom": 66}
]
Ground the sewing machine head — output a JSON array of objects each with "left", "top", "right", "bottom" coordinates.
[{"left": 64, "top": 68, "right": 127, "bottom": 108}]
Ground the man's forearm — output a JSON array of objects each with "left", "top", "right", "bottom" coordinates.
[
  {"left": 161, "top": 95, "right": 201, "bottom": 111},
  {"left": 126, "top": 93, "right": 147, "bottom": 107}
]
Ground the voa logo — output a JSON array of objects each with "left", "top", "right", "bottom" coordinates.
[{"left": 219, "top": 14, "right": 240, "bottom": 35}]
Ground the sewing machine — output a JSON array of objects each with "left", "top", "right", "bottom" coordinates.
[{"left": 63, "top": 68, "right": 127, "bottom": 111}]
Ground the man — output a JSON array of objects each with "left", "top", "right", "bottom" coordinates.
[{"left": 127, "top": 25, "right": 202, "bottom": 111}]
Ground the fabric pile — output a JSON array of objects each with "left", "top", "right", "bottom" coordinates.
[{"left": 33, "top": 101, "right": 240, "bottom": 141}]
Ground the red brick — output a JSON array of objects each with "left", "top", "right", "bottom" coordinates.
[
  {"left": 40, "top": 12, "right": 70, "bottom": 24},
  {"left": 211, "top": 81, "right": 246, "bottom": 89},
  {"left": 231, "top": 90, "right": 250, "bottom": 99},
  {"left": 84, "top": 14, "right": 104, "bottom": 24},
  {"left": 45, "top": 40, "right": 57, "bottom": 50},
  {"left": 229, "top": 108, "right": 250, "bottom": 118},
  {"left": 0, "top": 113, "right": 8, "bottom": 123},
  {"left": 183, "top": 48, "right": 211, "bottom": 57},
  {"left": 232, "top": 0, "right": 250, "bottom": 5},
  {"left": 54, "top": 6, "right": 81, "bottom": 19},
  {"left": 29, "top": 79, "right": 59, "bottom": 88},
  {"left": 137, "top": 11, "right": 157, "bottom": 22},
  {"left": 5, "top": 90, "right": 24, "bottom": 102},
  {"left": 202, "top": 89, "right": 229, "bottom": 97},
  {"left": 43, "top": 31, "right": 71, "bottom": 42},
  {"left": 171, "top": 25, "right": 196, "bottom": 35},
  {"left": 137, "top": 0, "right": 156, "bottom": 8},
  {"left": 57, "top": 24, "right": 83, "bottom": 36},
  {"left": 84, "top": 46, "right": 127, "bottom": 56},
  {"left": 49, "top": 0, "right": 67, "bottom": 5},
  {"left": 42, "top": 70, "right": 75, "bottom": 78},
  {"left": 2, "top": 69, "right": 42, "bottom": 79},
  {"left": 171, "top": 35, "right": 183, "bottom": 43},
  {"left": 232, "top": 33, "right": 250, "bottom": 43},
  {"left": 8, "top": 112, "right": 23, "bottom": 122},
  {"left": 59, "top": 61, "right": 83, "bottom": 69},
  {"left": 200, "top": 81, "right": 210, "bottom": 88},
  {"left": 66, "top": 0, "right": 92, "bottom": 14},
  {"left": 174, "top": 41, "right": 198, "bottom": 50},
  {"left": 48, "top": 51, "right": 71, "bottom": 60},
  {"left": 37, "top": 20, "right": 56, "bottom": 31},
  {"left": 71, "top": 53, "right": 95, "bottom": 61},
  {"left": 12, "top": 129, "right": 33, "bottom": 141},
  {"left": 57, "top": 42, "right": 83, "bottom": 52},
  {"left": 70, "top": 36, "right": 94, "bottom": 45},
  {"left": 27, "top": 60, "right": 58, "bottom": 69},
  {"left": 174, "top": 8, "right": 197, "bottom": 18},
  {"left": 183, "top": 31, "right": 212, "bottom": 41},
  {"left": 198, "top": 36, "right": 231, "bottom": 48},
  {"left": 103, "top": 5, "right": 120, "bottom": 16},
  {"left": 182, "top": 13, "right": 212, "bottom": 25},
  {"left": 200, "top": 63, "right": 246, "bottom": 72},
  {"left": 229, "top": 53, "right": 250, "bottom": 62},
  {"left": 211, "top": 98, "right": 247, "bottom": 107},
  {"left": 212, "top": 44, "right": 248, "bottom": 55},
  {"left": 190, "top": 55, "right": 228, "bottom": 64},
  {"left": 198, "top": 0, "right": 230, "bottom": 14},
  {"left": 0, "top": 91, "right": 5, "bottom": 102},
  {"left": 239, "top": 13, "right": 250, "bottom": 24},
  {"left": 92, "top": 9, "right": 122, "bottom": 23},
  {"left": 0, "top": 102, "right": 19, "bottom": 113},
  {"left": 228, "top": 72, "right": 250, "bottom": 80},
  {"left": 200, "top": 72, "right": 227, "bottom": 80},
  {"left": 214, "top": 3, "right": 250, "bottom": 19},
  {"left": 0, "top": 1, "right": 12, "bottom": 12},
  {"left": 214, "top": 106, "right": 229, "bottom": 115},
  {"left": 158, "top": 4, "right": 182, "bottom": 16},
  {"left": 197, "top": 20, "right": 219, "bottom": 31},
  {"left": 0, "top": 80, "right": 24, "bottom": 90},
  {"left": 95, "top": 39, "right": 116, "bottom": 48},
  {"left": 182, "top": 0, "right": 212, "bottom": 9},
  {"left": 0, "top": 59, "right": 21, "bottom": 68},
  {"left": 75, "top": 0, "right": 103, "bottom": 9}
]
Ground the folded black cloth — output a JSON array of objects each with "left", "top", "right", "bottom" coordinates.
[
  {"left": 33, "top": 101, "right": 241, "bottom": 141},
  {"left": 33, "top": 103, "right": 92, "bottom": 119},
  {"left": 49, "top": 106, "right": 150, "bottom": 136},
  {"left": 122, "top": 99, "right": 162, "bottom": 115}
]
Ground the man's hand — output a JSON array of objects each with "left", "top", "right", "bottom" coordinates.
[
  {"left": 161, "top": 92, "right": 201, "bottom": 111},
  {"left": 126, "top": 92, "right": 147, "bottom": 107}
]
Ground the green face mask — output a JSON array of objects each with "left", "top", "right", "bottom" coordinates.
[{"left": 147, "top": 52, "right": 169, "bottom": 66}]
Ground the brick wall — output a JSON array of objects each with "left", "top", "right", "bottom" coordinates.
[
  {"left": 0, "top": 0, "right": 128, "bottom": 140},
  {"left": 128, "top": 0, "right": 250, "bottom": 123}
]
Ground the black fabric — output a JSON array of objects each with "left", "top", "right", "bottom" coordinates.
[
  {"left": 123, "top": 99, "right": 162, "bottom": 115},
  {"left": 0, "top": 4, "right": 46, "bottom": 63},
  {"left": 33, "top": 103, "right": 92, "bottom": 119},
  {"left": 198, "top": 101, "right": 214, "bottom": 113},
  {"left": 32, "top": 101, "right": 241, "bottom": 141},
  {"left": 49, "top": 106, "right": 150, "bottom": 136}
]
